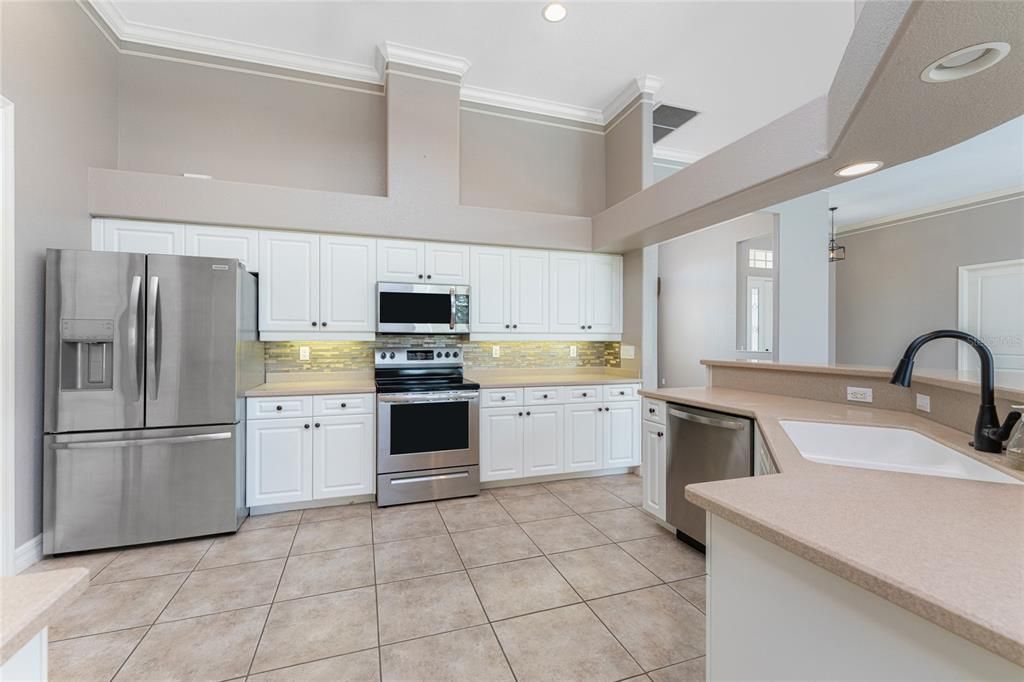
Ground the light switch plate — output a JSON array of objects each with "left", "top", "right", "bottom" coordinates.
[
  {"left": 569, "top": 345, "right": 577, "bottom": 358},
  {"left": 846, "top": 386, "right": 873, "bottom": 403},
  {"left": 299, "top": 346, "right": 310, "bottom": 361},
  {"left": 916, "top": 393, "right": 931, "bottom": 412},
  {"left": 492, "top": 345, "right": 500, "bottom": 358},
  {"left": 621, "top": 344, "right": 636, "bottom": 359}
]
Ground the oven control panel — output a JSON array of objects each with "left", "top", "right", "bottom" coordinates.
[{"left": 375, "top": 347, "right": 463, "bottom": 366}]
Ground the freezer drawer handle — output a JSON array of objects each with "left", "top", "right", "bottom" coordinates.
[
  {"left": 668, "top": 408, "right": 745, "bottom": 430},
  {"left": 391, "top": 471, "right": 470, "bottom": 485},
  {"left": 51, "top": 432, "right": 233, "bottom": 449}
]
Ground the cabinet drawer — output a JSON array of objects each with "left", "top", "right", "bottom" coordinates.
[
  {"left": 642, "top": 398, "right": 666, "bottom": 425},
  {"left": 314, "top": 393, "right": 374, "bottom": 416},
  {"left": 524, "top": 386, "right": 567, "bottom": 405},
  {"left": 247, "top": 396, "right": 312, "bottom": 420},
  {"left": 603, "top": 384, "right": 641, "bottom": 402},
  {"left": 565, "top": 386, "right": 601, "bottom": 403},
  {"left": 481, "top": 388, "right": 524, "bottom": 406}
]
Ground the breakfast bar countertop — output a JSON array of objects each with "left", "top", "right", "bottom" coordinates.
[
  {"left": 1, "top": 568, "right": 89, "bottom": 665},
  {"left": 640, "top": 386, "right": 1024, "bottom": 667}
]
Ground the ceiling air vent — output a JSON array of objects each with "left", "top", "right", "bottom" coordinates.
[{"left": 653, "top": 104, "right": 698, "bottom": 143}]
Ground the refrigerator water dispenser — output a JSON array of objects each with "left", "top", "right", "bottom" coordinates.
[{"left": 60, "top": 319, "right": 115, "bottom": 391}]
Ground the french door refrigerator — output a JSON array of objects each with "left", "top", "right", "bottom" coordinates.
[{"left": 43, "top": 249, "right": 263, "bottom": 554}]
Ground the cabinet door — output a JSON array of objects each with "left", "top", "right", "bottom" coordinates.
[
  {"left": 470, "top": 246, "right": 511, "bottom": 333},
  {"left": 550, "top": 252, "right": 588, "bottom": 334},
  {"left": 98, "top": 219, "right": 185, "bottom": 255},
  {"left": 313, "top": 414, "right": 375, "bottom": 499},
  {"left": 425, "top": 242, "right": 470, "bottom": 284},
  {"left": 320, "top": 235, "right": 376, "bottom": 332},
  {"left": 510, "top": 249, "right": 549, "bottom": 334},
  {"left": 377, "top": 239, "right": 425, "bottom": 283},
  {"left": 247, "top": 417, "right": 312, "bottom": 506},
  {"left": 480, "top": 406, "right": 523, "bottom": 481},
  {"left": 185, "top": 225, "right": 259, "bottom": 272},
  {"left": 523, "top": 404, "right": 563, "bottom": 476},
  {"left": 604, "top": 401, "right": 640, "bottom": 468},
  {"left": 564, "top": 403, "right": 603, "bottom": 472},
  {"left": 642, "top": 420, "right": 667, "bottom": 521},
  {"left": 587, "top": 254, "right": 623, "bottom": 334},
  {"left": 258, "top": 231, "right": 320, "bottom": 332}
]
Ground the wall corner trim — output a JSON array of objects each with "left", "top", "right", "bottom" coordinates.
[
  {"left": 378, "top": 41, "right": 471, "bottom": 79},
  {"left": 602, "top": 74, "right": 663, "bottom": 125},
  {"left": 14, "top": 534, "right": 43, "bottom": 574}
]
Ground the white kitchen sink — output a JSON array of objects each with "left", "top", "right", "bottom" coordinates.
[{"left": 779, "top": 420, "right": 1022, "bottom": 485}]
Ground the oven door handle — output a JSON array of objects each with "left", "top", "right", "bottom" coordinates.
[
  {"left": 391, "top": 471, "right": 471, "bottom": 485},
  {"left": 378, "top": 392, "right": 479, "bottom": 404}
]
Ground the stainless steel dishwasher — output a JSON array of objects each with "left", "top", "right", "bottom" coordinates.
[{"left": 667, "top": 404, "right": 754, "bottom": 549}]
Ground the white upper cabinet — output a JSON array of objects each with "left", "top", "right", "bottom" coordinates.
[
  {"left": 320, "top": 235, "right": 376, "bottom": 332},
  {"left": 588, "top": 254, "right": 623, "bottom": 334},
  {"left": 470, "top": 246, "right": 512, "bottom": 333},
  {"left": 259, "top": 231, "right": 320, "bottom": 332},
  {"left": 510, "top": 249, "right": 549, "bottom": 334},
  {"left": 185, "top": 225, "right": 259, "bottom": 272},
  {"left": 377, "top": 239, "right": 425, "bottom": 283},
  {"left": 95, "top": 219, "right": 185, "bottom": 255},
  {"left": 425, "top": 242, "right": 470, "bottom": 284},
  {"left": 550, "top": 252, "right": 588, "bottom": 334}
]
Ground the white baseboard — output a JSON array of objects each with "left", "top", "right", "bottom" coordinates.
[{"left": 14, "top": 534, "right": 43, "bottom": 574}]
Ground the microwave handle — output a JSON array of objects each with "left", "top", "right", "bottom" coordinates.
[{"left": 449, "top": 287, "right": 456, "bottom": 330}]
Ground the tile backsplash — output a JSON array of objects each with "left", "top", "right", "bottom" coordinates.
[{"left": 264, "top": 335, "right": 620, "bottom": 373}]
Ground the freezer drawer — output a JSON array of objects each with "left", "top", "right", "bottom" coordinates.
[{"left": 44, "top": 424, "right": 245, "bottom": 554}]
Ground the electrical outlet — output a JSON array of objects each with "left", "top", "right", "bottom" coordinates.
[
  {"left": 916, "top": 393, "right": 931, "bottom": 412},
  {"left": 492, "top": 345, "right": 500, "bottom": 358},
  {"left": 299, "top": 346, "right": 310, "bottom": 361},
  {"left": 846, "top": 386, "right": 873, "bottom": 403},
  {"left": 621, "top": 344, "right": 636, "bottom": 359},
  {"left": 569, "top": 345, "right": 577, "bottom": 358}
]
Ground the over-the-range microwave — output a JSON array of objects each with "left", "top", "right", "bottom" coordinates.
[{"left": 377, "top": 282, "right": 470, "bottom": 334}]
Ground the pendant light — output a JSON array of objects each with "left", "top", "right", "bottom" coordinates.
[{"left": 827, "top": 206, "right": 846, "bottom": 262}]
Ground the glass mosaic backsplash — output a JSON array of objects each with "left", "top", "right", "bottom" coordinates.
[{"left": 264, "top": 335, "right": 620, "bottom": 373}]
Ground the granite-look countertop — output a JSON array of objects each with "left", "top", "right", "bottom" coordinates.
[
  {"left": 1, "top": 568, "right": 89, "bottom": 664},
  {"left": 467, "top": 368, "right": 640, "bottom": 388},
  {"left": 640, "top": 386, "right": 1024, "bottom": 666},
  {"left": 245, "top": 371, "right": 376, "bottom": 397}
]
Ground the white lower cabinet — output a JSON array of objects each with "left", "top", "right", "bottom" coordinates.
[
  {"left": 642, "top": 418, "right": 667, "bottom": 521},
  {"left": 523, "top": 404, "right": 564, "bottom": 476},
  {"left": 564, "top": 403, "right": 604, "bottom": 471},
  {"left": 480, "top": 406, "right": 524, "bottom": 481},
  {"left": 247, "top": 417, "right": 312, "bottom": 506},
  {"left": 246, "top": 394, "right": 374, "bottom": 507},
  {"left": 605, "top": 402, "right": 640, "bottom": 467}
]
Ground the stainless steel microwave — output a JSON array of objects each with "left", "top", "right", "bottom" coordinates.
[{"left": 377, "top": 282, "right": 470, "bottom": 334}]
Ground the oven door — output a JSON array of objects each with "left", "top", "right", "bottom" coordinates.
[
  {"left": 377, "top": 391, "right": 479, "bottom": 474},
  {"left": 377, "top": 282, "right": 470, "bottom": 334}
]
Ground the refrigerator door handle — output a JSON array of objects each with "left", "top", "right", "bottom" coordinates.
[
  {"left": 127, "top": 275, "right": 143, "bottom": 399},
  {"left": 50, "top": 432, "right": 233, "bottom": 450},
  {"left": 146, "top": 275, "right": 160, "bottom": 400}
]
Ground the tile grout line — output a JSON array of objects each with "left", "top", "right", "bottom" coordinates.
[
  {"left": 245, "top": 524, "right": 297, "bottom": 676},
  {"left": 370, "top": 504, "right": 383, "bottom": 681}
]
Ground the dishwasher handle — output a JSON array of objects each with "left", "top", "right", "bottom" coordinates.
[{"left": 669, "top": 408, "right": 745, "bottom": 430}]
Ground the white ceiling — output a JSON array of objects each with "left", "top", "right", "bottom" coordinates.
[
  {"left": 98, "top": 0, "right": 855, "bottom": 160},
  {"left": 829, "top": 116, "right": 1024, "bottom": 230}
]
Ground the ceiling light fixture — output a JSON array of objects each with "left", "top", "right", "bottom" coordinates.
[
  {"left": 827, "top": 207, "right": 846, "bottom": 263},
  {"left": 921, "top": 42, "right": 1011, "bottom": 83},
  {"left": 834, "top": 161, "right": 883, "bottom": 177},
  {"left": 543, "top": 2, "right": 567, "bottom": 23}
]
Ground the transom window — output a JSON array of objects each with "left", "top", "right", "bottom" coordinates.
[{"left": 749, "top": 249, "right": 773, "bottom": 270}]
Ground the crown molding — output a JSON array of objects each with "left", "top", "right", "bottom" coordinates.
[
  {"left": 835, "top": 186, "right": 1024, "bottom": 235},
  {"left": 602, "top": 75, "right": 664, "bottom": 124},
  {"left": 87, "top": 0, "right": 381, "bottom": 84},
  {"left": 652, "top": 146, "right": 702, "bottom": 164},
  {"left": 378, "top": 41, "right": 471, "bottom": 79},
  {"left": 461, "top": 86, "right": 604, "bottom": 126}
]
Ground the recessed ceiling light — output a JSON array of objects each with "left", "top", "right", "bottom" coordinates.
[
  {"left": 543, "top": 2, "right": 567, "bottom": 23},
  {"left": 834, "top": 161, "right": 883, "bottom": 177},
  {"left": 921, "top": 42, "right": 1010, "bottom": 83}
]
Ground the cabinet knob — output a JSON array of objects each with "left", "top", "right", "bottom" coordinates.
[
  {"left": 587, "top": 325, "right": 592, "bottom": 329},
  {"left": 619, "top": 390, "right": 625, "bottom": 395},
  {"left": 500, "top": 396, "right": 507, "bottom": 401},
  {"left": 275, "top": 405, "right": 282, "bottom": 411},
  {"left": 518, "top": 412, "right": 523, "bottom": 417},
  {"left": 304, "top": 423, "right": 310, "bottom": 429},
  {"left": 512, "top": 324, "right": 518, "bottom": 329},
  {"left": 542, "top": 394, "right": 548, "bottom": 399},
  {"left": 505, "top": 324, "right": 510, "bottom": 329},
  {"left": 582, "top": 392, "right": 587, "bottom": 397},
  {"left": 321, "top": 322, "right": 327, "bottom": 327},
  {"left": 311, "top": 321, "right": 317, "bottom": 327},
  {"left": 580, "top": 325, "right": 586, "bottom": 329},
  {"left": 526, "top": 411, "right": 531, "bottom": 416},
  {"left": 426, "top": 274, "right": 432, "bottom": 279},
  {"left": 341, "top": 402, "right": 347, "bottom": 408},
  {"left": 418, "top": 274, "right": 424, "bottom": 279},
  {"left": 649, "top": 408, "right": 655, "bottom": 414},
  {"left": 315, "top": 422, "right": 321, "bottom": 428},
  {"left": 658, "top": 431, "right": 664, "bottom": 437},
  {"left": 605, "top": 407, "right": 611, "bottom": 412}
]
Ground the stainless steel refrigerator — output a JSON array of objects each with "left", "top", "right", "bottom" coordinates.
[{"left": 43, "top": 249, "right": 263, "bottom": 554}]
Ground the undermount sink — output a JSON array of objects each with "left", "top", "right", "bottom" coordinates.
[{"left": 779, "top": 420, "right": 1022, "bottom": 485}]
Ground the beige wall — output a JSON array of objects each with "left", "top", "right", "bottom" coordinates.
[
  {"left": 2, "top": 0, "right": 119, "bottom": 545},
  {"left": 604, "top": 101, "right": 649, "bottom": 207},
  {"left": 620, "top": 249, "right": 643, "bottom": 374},
  {"left": 835, "top": 197, "right": 1024, "bottom": 371},
  {"left": 460, "top": 109, "right": 605, "bottom": 216},
  {"left": 118, "top": 55, "right": 387, "bottom": 195}
]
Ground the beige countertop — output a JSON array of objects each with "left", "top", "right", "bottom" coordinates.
[
  {"left": 1, "top": 568, "right": 89, "bottom": 664},
  {"left": 245, "top": 371, "right": 376, "bottom": 397},
  {"left": 467, "top": 368, "right": 639, "bottom": 388},
  {"left": 640, "top": 386, "right": 1024, "bottom": 667}
]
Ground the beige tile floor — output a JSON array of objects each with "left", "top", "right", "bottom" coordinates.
[{"left": 31, "top": 473, "right": 707, "bottom": 682}]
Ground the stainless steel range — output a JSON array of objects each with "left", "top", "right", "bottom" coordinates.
[{"left": 375, "top": 347, "right": 480, "bottom": 506}]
